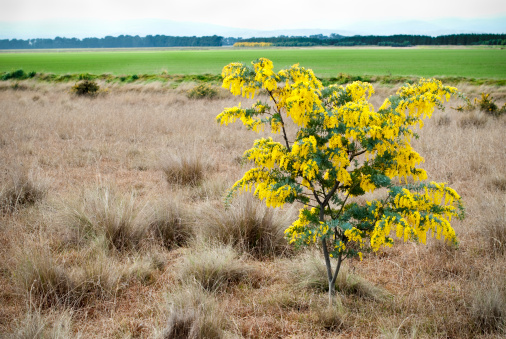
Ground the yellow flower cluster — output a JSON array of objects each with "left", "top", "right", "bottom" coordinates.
[
  {"left": 274, "top": 65, "right": 324, "bottom": 127},
  {"left": 254, "top": 58, "right": 277, "bottom": 91},
  {"left": 284, "top": 208, "right": 330, "bottom": 245},
  {"left": 221, "top": 62, "right": 257, "bottom": 98},
  {"left": 233, "top": 42, "right": 273, "bottom": 47},
  {"left": 359, "top": 174, "right": 376, "bottom": 193},
  {"left": 216, "top": 103, "right": 265, "bottom": 132},
  {"left": 370, "top": 182, "right": 461, "bottom": 251}
]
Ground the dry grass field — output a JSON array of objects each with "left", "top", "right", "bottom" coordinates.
[{"left": 0, "top": 79, "right": 505, "bottom": 338}]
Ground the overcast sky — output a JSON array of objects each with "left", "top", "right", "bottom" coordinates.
[{"left": 2, "top": 0, "right": 506, "bottom": 37}]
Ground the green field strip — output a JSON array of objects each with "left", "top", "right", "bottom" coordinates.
[{"left": 0, "top": 47, "right": 505, "bottom": 79}]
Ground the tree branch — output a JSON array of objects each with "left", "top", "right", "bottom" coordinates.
[{"left": 267, "top": 89, "right": 291, "bottom": 151}]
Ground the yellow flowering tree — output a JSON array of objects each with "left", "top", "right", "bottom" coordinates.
[{"left": 217, "top": 58, "right": 464, "bottom": 302}]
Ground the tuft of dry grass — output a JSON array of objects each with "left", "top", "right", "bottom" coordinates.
[
  {"left": 13, "top": 244, "right": 76, "bottom": 308},
  {"left": 457, "top": 110, "right": 488, "bottom": 128},
  {"left": 144, "top": 198, "right": 194, "bottom": 250},
  {"left": 63, "top": 187, "right": 146, "bottom": 252},
  {"left": 177, "top": 244, "right": 253, "bottom": 293},
  {"left": 12, "top": 241, "right": 124, "bottom": 309},
  {"left": 162, "top": 152, "right": 206, "bottom": 187},
  {"left": 486, "top": 174, "right": 506, "bottom": 192},
  {"left": 482, "top": 197, "right": 506, "bottom": 257},
  {"left": 310, "top": 299, "right": 347, "bottom": 332},
  {"left": 7, "top": 308, "right": 76, "bottom": 339},
  {"left": 0, "top": 165, "right": 47, "bottom": 214},
  {"left": 470, "top": 277, "right": 506, "bottom": 335},
  {"left": 163, "top": 285, "right": 232, "bottom": 339},
  {"left": 199, "top": 194, "right": 292, "bottom": 259},
  {"left": 288, "top": 251, "right": 388, "bottom": 301}
]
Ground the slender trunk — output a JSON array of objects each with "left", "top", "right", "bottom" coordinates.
[{"left": 321, "top": 230, "right": 344, "bottom": 306}]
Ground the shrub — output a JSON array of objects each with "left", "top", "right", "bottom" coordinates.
[
  {"left": 1, "top": 69, "right": 27, "bottom": 81},
  {"left": 186, "top": 83, "right": 218, "bottom": 99},
  {"left": 78, "top": 73, "right": 93, "bottom": 80},
  {"left": 71, "top": 80, "right": 100, "bottom": 96},
  {"left": 218, "top": 58, "right": 464, "bottom": 303},
  {"left": 456, "top": 92, "right": 506, "bottom": 117},
  {"left": 475, "top": 93, "right": 498, "bottom": 115},
  {"left": 199, "top": 194, "right": 291, "bottom": 258}
]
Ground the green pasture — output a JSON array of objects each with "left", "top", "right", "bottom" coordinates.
[{"left": 0, "top": 47, "right": 505, "bottom": 79}]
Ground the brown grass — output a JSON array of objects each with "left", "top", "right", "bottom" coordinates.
[
  {"left": 177, "top": 244, "right": 254, "bottom": 293},
  {"left": 198, "top": 194, "right": 293, "bottom": 258},
  {"left": 0, "top": 81, "right": 505, "bottom": 338},
  {"left": 0, "top": 164, "right": 47, "bottom": 214}
]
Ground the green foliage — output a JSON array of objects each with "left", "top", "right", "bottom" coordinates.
[
  {"left": 186, "top": 83, "right": 218, "bottom": 99},
  {"left": 78, "top": 72, "right": 94, "bottom": 80},
  {"left": 71, "top": 80, "right": 100, "bottom": 96},
  {"left": 1, "top": 69, "right": 35, "bottom": 80}
]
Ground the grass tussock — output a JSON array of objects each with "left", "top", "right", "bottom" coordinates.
[
  {"left": 13, "top": 244, "right": 76, "bottom": 308},
  {"left": 310, "top": 298, "right": 347, "bottom": 332},
  {"left": 199, "top": 194, "right": 291, "bottom": 258},
  {"left": 177, "top": 244, "right": 253, "bottom": 293},
  {"left": 145, "top": 199, "right": 194, "bottom": 250},
  {"left": 486, "top": 174, "right": 506, "bottom": 192},
  {"left": 483, "top": 198, "right": 506, "bottom": 257},
  {"left": 12, "top": 239, "right": 159, "bottom": 309},
  {"left": 64, "top": 187, "right": 145, "bottom": 252},
  {"left": 457, "top": 111, "right": 488, "bottom": 128},
  {"left": 12, "top": 241, "right": 123, "bottom": 308},
  {"left": 7, "top": 308, "right": 76, "bottom": 339},
  {"left": 162, "top": 152, "right": 206, "bottom": 187},
  {"left": 470, "top": 277, "right": 506, "bottom": 335},
  {"left": 163, "top": 285, "right": 231, "bottom": 339},
  {"left": 62, "top": 189, "right": 194, "bottom": 252},
  {"left": 0, "top": 166, "right": 47, "bottom": 214},
  {"left": 288, "top": 252, "right": 388, "bottom": 301}
]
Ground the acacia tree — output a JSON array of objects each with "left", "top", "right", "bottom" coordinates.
[{"left": 217, "top": 58, "right": 464, "bottom": 303}]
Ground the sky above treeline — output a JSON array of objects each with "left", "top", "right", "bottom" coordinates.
[{"left": 2, "top": 0, "right": 506, "bottom": 38}]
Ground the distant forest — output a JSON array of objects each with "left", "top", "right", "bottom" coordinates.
[
  {"left": 240, "top": 34, "right": 506, "bottom": 47},
  {"left": 0, "top": 35, "right": 224, "bottom": 49},
  {"left": 0, "top": 33, "right": 505, "bottom": 49}
]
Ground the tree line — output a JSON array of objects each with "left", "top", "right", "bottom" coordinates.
[
  {"left": 1, "top": 33, "right": 505, "bottom": 49},
  {"left": 240, "top": 34, "right": 506, "bottom": 47},
  {"left": 0, "top": 35, "right": 224, "bottom": 49}
]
